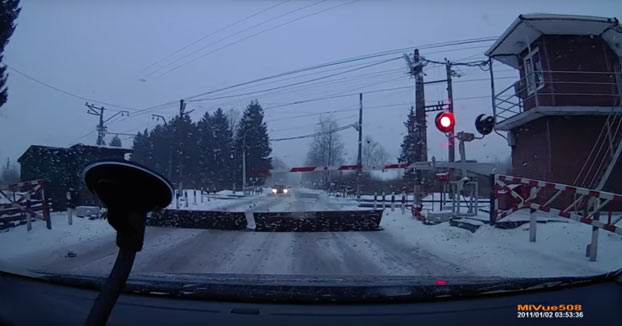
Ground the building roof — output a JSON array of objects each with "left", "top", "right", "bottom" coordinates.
[
  {"left": 486, "top": 14, "right": 622, "bottom": 69},
  {"left": 17, "top": 145, "right": 70, "bottom": 163},
  {"left": 18, "top": 144, "right": 133, "bottom": 163},
  {"left": 70, "top": 143, "right": 133, "bottom": 153}
]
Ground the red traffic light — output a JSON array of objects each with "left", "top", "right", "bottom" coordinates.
[{"left": 435, "top": 112, "right": 455, "bottom": 133}]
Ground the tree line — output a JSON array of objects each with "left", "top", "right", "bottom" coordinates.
[{"left": 131, "top": 100, "right": 272, "bottom": 191}]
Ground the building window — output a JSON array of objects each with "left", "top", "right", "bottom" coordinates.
[{"left": 524, "top": 48, "right": 544, "bottom": 95}]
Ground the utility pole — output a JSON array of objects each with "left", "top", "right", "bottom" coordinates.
[
  {"left": 177, "top": 99, "right": 187, "bottom": 192},
  {"left": 152, "top": 114, "right": 173, "bottom": 182},
  {"left": 414, "top": 50, "right": 427, "bottom": 163},
  {"left": 356, "top": 93, "right": 363, "bottom": 198},
  {"left": 86, "top": 103, "right": 106, "bottom": 145},
  {"left": 327, "top": 122, "right": 333, "bottom": 189},
  {"left": 85, "top": 102, "right": 129, "bottom": 146},
  {"left": 413, "top": 49, "right": 426, "bottom": 206},
  {"left": 179, "top": 99, "right": 186, "bottom": 116},
  {"left": 445, "top": 59, "right": 455, "bottom": 162}
]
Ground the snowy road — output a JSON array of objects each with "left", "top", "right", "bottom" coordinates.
[
  {"left": 174, "top": 187, "right": 363, "bottom": 212},
  {"left": 1, "top": 187, "right": 621, "bottom": 279},
  {"left": 9, "top": 225, "right": 468, "bottom": 277},
  {"left": 3, "top": 188, "right": 468, "bottom": 277}
]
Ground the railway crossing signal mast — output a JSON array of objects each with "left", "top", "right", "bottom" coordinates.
[{"left": 85, "top": 102, "right": 129, "bottom": 146}]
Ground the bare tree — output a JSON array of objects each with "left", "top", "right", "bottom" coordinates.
[
  {"left": 0, "top": 158, "right": 19, "bottom": 184},
  {"left": 226, "top": 108, "right": 240, "bottom": 133},
  {"left": 362, "top": 136, "right": 390, "bottom": 168},
  {"left": 304, "top": 116, "right": 345, "bottom": 188}
]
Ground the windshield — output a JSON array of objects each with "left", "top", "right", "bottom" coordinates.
[{"left": 0, "top": 0, "right": 621, "bottom": 291}]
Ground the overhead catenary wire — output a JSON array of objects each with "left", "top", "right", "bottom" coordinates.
[
  {"left": 192, "top": 60, "right": 406, "bottom": 100},
  {"left": 139, "top": 0, "right": 292, "bottom": 75},
  {"left": 194, "top": 66, "right": 407, "bottom": 110},
  {"left": 200, "top": 71, "right": 409, "bottom": 113},
  {"left": 270, "top": 114, "right": 359, "bottom": 133},
  {"left": 189, "top": 43, "right": 495, "bottom": 104},
  {"left": 5, "top": 63, "right": 137, "bottom": 111},
  {"left": 270, "top": 124, "right": 352, "bottom": 142},
  {"left": 120, "top": 37, "right": 500, "bottom": 122},
  {"left": 153, "top": 0, "right": 348, "bottom": 78},
  {"left": 186, "top": 56, "right": 403, "bottom": 102},
  {"left": 175, "top": 37, "right": 497, "bottom": 101}
]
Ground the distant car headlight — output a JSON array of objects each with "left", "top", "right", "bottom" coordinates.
[
  {"left": 283, "top": 188, "right": 288, "bottom": 193},
  {"left": 272, "top": 188, "right": 277, "bottom": 194}
]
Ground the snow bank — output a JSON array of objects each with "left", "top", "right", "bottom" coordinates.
[
  {"left": 0, "top": 213, "right": 113, "bottom": 262},
  {"left": 381, "top": 209, "right": 622, "bottom": 278}
]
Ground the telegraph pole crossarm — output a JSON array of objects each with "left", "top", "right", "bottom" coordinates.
[
  {"left": 152, "top": 114, "right": 169, "bottom": 126},
  {"left": 103, "top": 110, "right": 130, "bottom": 123}
]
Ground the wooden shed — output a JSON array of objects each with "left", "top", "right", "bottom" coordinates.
[{"left": 18, "top": 144, "right": 133, "bottom": 210}]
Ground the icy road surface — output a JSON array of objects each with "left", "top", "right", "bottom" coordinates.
[{"left": 1, "top": 187, "right": 621, "bottom": 278}]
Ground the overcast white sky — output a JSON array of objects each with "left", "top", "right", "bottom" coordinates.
[{"left": 1, "top": 0, "right": 621, "bottom": 169}]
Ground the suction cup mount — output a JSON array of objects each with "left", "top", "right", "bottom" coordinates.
[
  {"left": 82, "top": 160, "right": 173, "bottom": 325},
  {"left": 83, "top": 160, "right": 173, "bottom": 251}
]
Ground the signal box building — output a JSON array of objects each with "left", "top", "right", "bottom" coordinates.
[{"left": 486, "top": 14, "right": 622, "bottom": 195}]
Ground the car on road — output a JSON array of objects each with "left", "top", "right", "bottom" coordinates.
[{"left": 271, "top": 185, "right": 289, "bottom": 195}]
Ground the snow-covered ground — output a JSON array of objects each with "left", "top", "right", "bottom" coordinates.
[{"left": 0, "top": 188, "right": 620, "bottom": 279}]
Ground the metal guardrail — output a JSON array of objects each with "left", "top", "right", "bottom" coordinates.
[{"left": 494, "top": 70, "right": 622, "bottom": 124}]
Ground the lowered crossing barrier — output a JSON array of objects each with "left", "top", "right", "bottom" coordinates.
[{"left": 148, "top": 209, "right": 384, "bottom": 232}]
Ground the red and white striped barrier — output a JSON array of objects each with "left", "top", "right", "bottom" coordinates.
[
  {"left": 254, "top": 163, "right": 410, "bottom": 174},
  {"left": 492, "top": 174, "right": 622, "bottom": 235},
  {"left": 254, "top": 161, "right": 495, "bottom": 175}
]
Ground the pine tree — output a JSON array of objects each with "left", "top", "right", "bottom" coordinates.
[
  {"left": 131, "top": 129, "right": 150, "bottom": 166},
  {"left": 0, "top": 0, "right": 20, "bottom": 109},
  {"left": 109, "top": 135, "right": 122, "bottom": 147},
  {"left": 210, "top": 108, "right": 234, "bottom": 190},
  {"left": 150, "top": 124, "right": 172, "bottom": 178},
  {"left": 399, "top": 107, "right": 418, "bottom": 185},
  {"left": 234, "top": 100, "right": 272, "bottom": 188},
  {"left": 196, "top": 112, "right": 214, "bottom": 188},
  {"left": 170, "top": 114, "right": 198, "bottom": 188}
]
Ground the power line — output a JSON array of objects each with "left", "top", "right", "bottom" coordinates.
[
  {"left": 153, "top": 0, "right": 335, "bottom": 78},
  {"left": 264, "top": 85, "right": 412, "bottom": 111},
  {"left": 270, "top": 114, "right": 359, "bottom": 133},
  {"left": 195, "top": 59, "right": 405, "bottom": 99},
  {"left": 192, "top": 65, "right": 405, "bottom": 111},
  {"left": 270, "top": 123, "right": 352, "bottom": 142},
  {"left": 5, "top": 64, "right": 137, "bottom": 111},
  {"left": 192, "top": 68, "right": 407, "bottom": 111},
  {"left": 131, "top": 37, "right": 498, "bottom": 119},
  {"left": 67, "top": 129, "right": 97, "bottom": 146},
  {"left": 139, "top": 0, "right": 292, "bottom": 75},
  {"left": 175, "top": 37, "right": 497, "bottom": 102},
  {"left": 187, "top": 56, "right": 402, "bottom": 102},
  {"left": 187, "top": 41, "right": 495, "bottom": 104}
]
